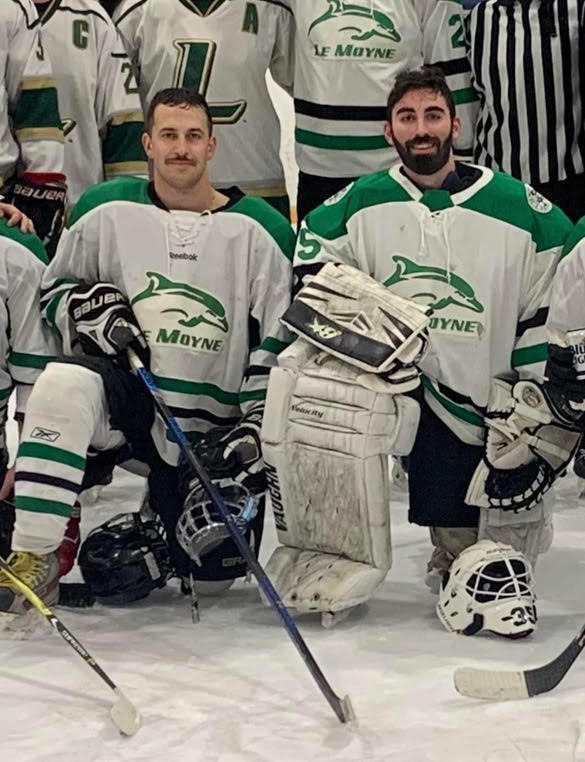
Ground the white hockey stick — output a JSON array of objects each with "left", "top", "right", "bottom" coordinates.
[
  {"left": 454, "top": 621, "right": 585, "bottom": 700},
  {"left": 0, "top": 556, "right": 141, "bottom": 735}
]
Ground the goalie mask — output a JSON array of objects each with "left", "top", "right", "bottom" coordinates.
[
  {"left": 176, "top": 481, "right": 258, "bottom": 566},
  {"left": 436, "top": 540, "right": 536, "bottom": 639},
  {"left": 78, "top": 513, "right": 172, "bottom": 604}
]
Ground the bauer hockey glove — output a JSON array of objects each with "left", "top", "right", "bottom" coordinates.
[
  {"left": 2, "top": 175, "right": 67, "bottom": 259},
  {"left": 192, "top": 407, "right": 266, "bottom": 494},
  {"left": 67, "top": 282, "right": 149, "bottom": 367}
]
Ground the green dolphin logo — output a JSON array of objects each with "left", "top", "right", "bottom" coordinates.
[
  {"left": 131, "top": 272, "right": 229, "bottom": 332},
  {"left": 384, "top": 256, "right": 484, "bottom": 313},
  {"left": 309, "top": 0, "right": 401, "bottom": 43}
]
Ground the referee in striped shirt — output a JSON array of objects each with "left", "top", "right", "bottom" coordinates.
[{"left": 468, "top": 0, "right": 585, "bottom": 222}]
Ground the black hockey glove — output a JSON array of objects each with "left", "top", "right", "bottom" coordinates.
[
  {"left": 67, "top": 282, "right": 149, "bottom": 367},
  {"left": 192, "top": 408, "right": 266, "bottom": 494},
  {"left": 2, "top": 177, "right": 67, "bottom": 259},
  {"left": 544, "top": 344, "right": 585, "bottom": 427}
]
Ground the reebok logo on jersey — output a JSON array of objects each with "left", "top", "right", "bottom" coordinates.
[
  {"left": 169, "top": 251, "right": 198, "bottom": 261},
  {"left": 309, "top": 0, "right": 401, "bottom": 60},
  {"left": 30, "top": 426, "right": 61, "bottom": 442},
  {"left": 131, "top": 272, "right": 229, "bottom": 355}
]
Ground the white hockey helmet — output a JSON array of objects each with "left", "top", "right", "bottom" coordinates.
[{"left": 436, "top": 540, "right": 536, "bottom": 638}]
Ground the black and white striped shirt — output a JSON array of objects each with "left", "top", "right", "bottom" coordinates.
[{"left": 468, "top": 0, "right": 585, "bottom": 185}]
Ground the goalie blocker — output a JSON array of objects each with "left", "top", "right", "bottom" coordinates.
[{"left": 261, "top": 264, "right": 429, "bottom": 626}]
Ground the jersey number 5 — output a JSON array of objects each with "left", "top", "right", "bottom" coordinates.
[{"left": 172, "top": 40, "right": 247, "bottom": 124}]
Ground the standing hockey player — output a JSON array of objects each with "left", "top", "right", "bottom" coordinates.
[
  {"left": 285, "top": 0, "right": 478, "bottom": 221},
  {"left": 113, "top": 0, "right": 294, "bottom": 218},
  {"left": 261, "top": 67, "right": 576, "bottom": 635},
  {"left": 0, "top": 0, "right": 66, "bottom": 258},
  {"left": 0, "top": 88, "right": 293, "bottom": 620},
  {"left": 32, "top": 0, "right": 148, "bottom": 206}
]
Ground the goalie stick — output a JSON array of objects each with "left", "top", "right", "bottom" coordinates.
[
  {"left": 454, "top": 621, "right": 585, "bottom": 700},
  {"left": 128, "top": 349, "right": 355, "bottom": 725},
  {"left": 0, "top": 555, "right": 141, "bottom": 735}
]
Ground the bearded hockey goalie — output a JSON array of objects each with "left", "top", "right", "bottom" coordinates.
[{"left": 261, "top": 263, "right": 431, "bottom": 627}]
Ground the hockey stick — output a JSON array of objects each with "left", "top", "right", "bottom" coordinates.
[
  {"left": 0, "top": 555, "right": 141, "bottom": 735},
  {"left": 453, "top": 621, "right": 585, "bottom": 700},
  {"left": 128, "top": 350, "right": 355, "bottom": 724}
]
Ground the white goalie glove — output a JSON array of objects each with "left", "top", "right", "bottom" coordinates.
[
  {"left": 466, "top": 379, "right": 582, "bottom": 513},
  {"left": 281, "top": 262, "right": 431, "bottom": 390}
]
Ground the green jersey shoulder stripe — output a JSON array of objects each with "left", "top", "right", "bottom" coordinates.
[
  {"left": 68, "top": 176, "right": 152, "bottom": 227},
  {"left": 461, "top": 172, "right": 572, "bottom": 253},
  {"left": 0, "top": 219, "right": 48, "bottom": 265},
  {"left": 227, "top": 196, "right": 295, "bottom": 261},
  {"left": 304, "top": 170, "right": 411, "bottom": 241}
]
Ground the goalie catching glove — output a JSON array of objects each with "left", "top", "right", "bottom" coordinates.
[
  {"left": 281, "top": 262, "right": 431, "bottom": 391},
  {"left": 466, "top": 378, "right": 582, "bottom": 512},
  {"left": 67, "top": 282, "right": 149, "bottom": 366}
]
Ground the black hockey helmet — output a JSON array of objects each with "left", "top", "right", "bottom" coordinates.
[{"left": 78, "top": 512, "right": 172, "bottom": 604}]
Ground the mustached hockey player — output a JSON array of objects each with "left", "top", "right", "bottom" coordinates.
[
  {"left": 0, "top": 0, "right": 67, "bottom": 259},
  {"left": 0, "top": 88, "right": 293, "bottom": 620},
  {"left": 261, "top": 67, "right": 576, "bottom": 636},
  {"left": 113, "top": 0, "right": 294, "bottom": 218},
  {"left": 32, "top": 0, "right": 148, "bottom": 207}
]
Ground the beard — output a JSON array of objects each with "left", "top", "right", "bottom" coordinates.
[{"left": 394, "top": 133, "right": 453, "bottom": 175}]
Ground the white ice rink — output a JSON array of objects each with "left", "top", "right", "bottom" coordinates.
[{"left": 3, "top": 465, "right": 585, "bottom": 762}]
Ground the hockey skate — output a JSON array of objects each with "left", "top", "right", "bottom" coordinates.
[{"left": 0, "top": 551, "right": 58, "bottom": 637}]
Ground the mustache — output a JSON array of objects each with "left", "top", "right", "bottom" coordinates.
[
  {"left": 165, "top": 157, "right": 196, "bottom": 164},
  {"left": 405, "top": 136, "right": 441, "bottom": 150}
]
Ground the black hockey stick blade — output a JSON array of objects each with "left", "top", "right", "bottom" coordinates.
[
  {"left": 454, "top": 622, "right": 585, "bottom": 700},
  {"left": 0, "top": 556, "right": 141, "bottom": 735},
  {"left": 128, "top": 349, "right": 356, "bottom": 725}
]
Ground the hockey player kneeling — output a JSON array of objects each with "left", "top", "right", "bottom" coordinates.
[{"left": 261, "top": 262, "right": 431, "bottom": 627}]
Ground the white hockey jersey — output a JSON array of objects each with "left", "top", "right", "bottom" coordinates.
[
  {"left": 41, "top": 177, "right": 294, "bottom": 463},
  {"left": 547, "top": 218, "right": 585, "bottom": 343},
  {"left": 0, "top": 0, "right": 64, "bottom": 186},
  {"left": 0, "top": 222, "right": 56, "bottom": 429},
  {"left": 36, "top": 0, "right": 147, "bottom": 206},
  {"left": 287, "top": 0, "right": 478, "bottom": 178},
  {"left": 295, "top": 165, "right": 572, "bottom": 444},
  {"left": 114, "top": 0, "right": 294, "bottom": 208}
]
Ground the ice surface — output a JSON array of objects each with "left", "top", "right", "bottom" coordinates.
[{"left": 2, "top": 466, "right": 585, "bottom": 762}]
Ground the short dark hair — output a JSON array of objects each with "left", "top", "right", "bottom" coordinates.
[
  {"left": 146, "top": 88, "right": 213, "bottom": 136},
  {"left": 386, "top": 67, "right": 456, "bottom": 121}
]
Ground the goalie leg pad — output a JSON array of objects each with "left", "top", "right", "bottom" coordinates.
[
  {"left": 261, "top": 354, "right": 420, "bottom": 617},
  {"left": 478, "top": 495, "right": 553, "bottom": 568},
  {"left": 263, "top": 546, "right": 388, "bottom": 617}
]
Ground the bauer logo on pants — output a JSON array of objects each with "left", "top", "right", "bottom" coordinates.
[{"left": 30, "top": 427, "right": 61, "bottom": 442}]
